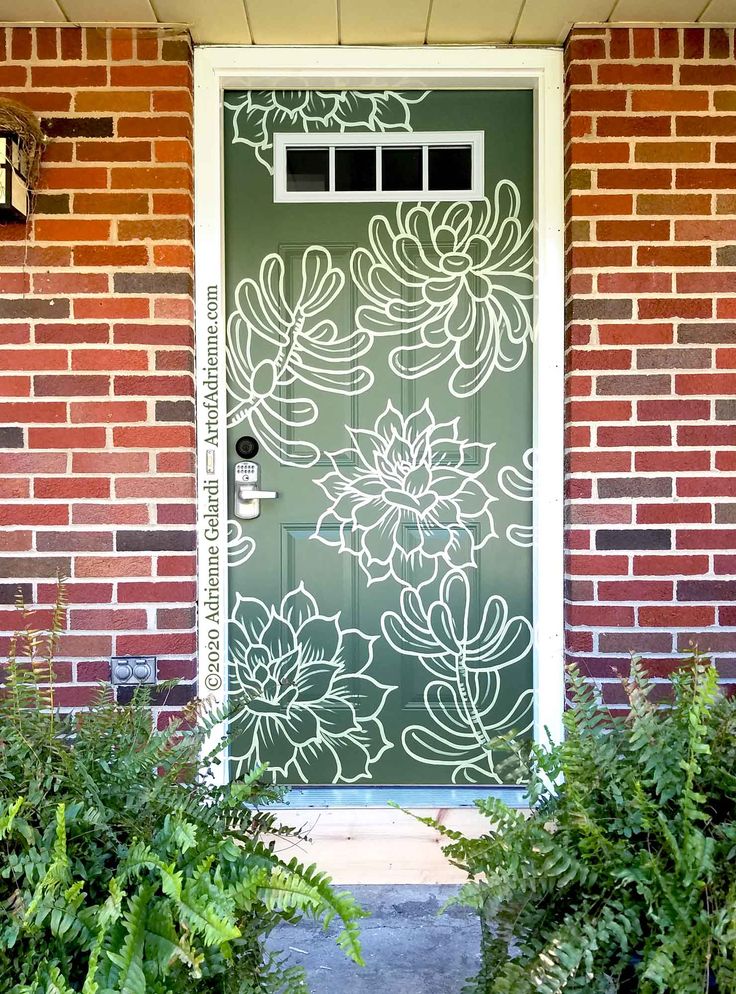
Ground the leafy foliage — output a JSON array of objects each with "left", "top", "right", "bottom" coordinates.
[
  {"left": 0, "top": 581, "right": 365, "bottom": 993},
  {"left": 427, "top": 652, "right": 736, "bottom": 994}
]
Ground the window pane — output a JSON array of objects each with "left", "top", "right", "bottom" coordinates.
[
  {"left": 428, "top": 146, "right": 472, "bottom": 191},
  {"left": 286, "top": 148, "right": 329, "bottom": 192},
  {"left": 335, "top": 147, "right": 376, "bottom": 192},
  {"left": 382, "top": 147, "right": 422, "bottom": 191}
]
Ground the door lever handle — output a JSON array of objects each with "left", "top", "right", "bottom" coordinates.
[
  {"left": 239, "top": 488, "right": 277, "bottom": 500},
  {"left": 237, "top": 486, "right": 277, "bottom": 500}
]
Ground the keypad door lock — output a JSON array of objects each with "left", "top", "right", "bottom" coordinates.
[{"left": 233, "top": 460, "right": 277, "bottom": 520}]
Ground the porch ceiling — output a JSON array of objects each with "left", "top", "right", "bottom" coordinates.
[{"left": 0, "top": 0, "right": 734, "bottom": 46}]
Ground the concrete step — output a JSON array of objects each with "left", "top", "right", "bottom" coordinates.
[{"left": 268, "top": 884, "right": 481, "bottom": 994}]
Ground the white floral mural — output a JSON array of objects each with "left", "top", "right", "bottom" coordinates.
[
  {"left": 312, "top": 400, "right": 497, "bottom": 587},
  {"left": 381, "top": 569, "right": 534, "bottom": 784},
  {"left": 227, "top": 519, "right": 255, "bottom": 567},
  {"left": 351, "top": 181, "right": 534, "bottom": 397},
  {"left": 226, "top": 245, "right": 373, "bottom": 466},
  {"left": 228, "top": 583, "right": 395, "bottom": 782},
  {"left": 498, "top": 447, "right": 534, "bottom": 548},
  {"left": 225, "top": 90, "right": 428, "bottom": 173}
]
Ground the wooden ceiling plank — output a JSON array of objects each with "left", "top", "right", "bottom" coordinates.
[
  {"left": 0, "top": 0, "right": 66, "bottom": 17},
  {"left": 151, "top": 0, "right": 252, "bottom": 42},
  {"left": 610, "top": 0, "right": 706, "bottom": 19},
  {"left": 339, "top": 0, "right": 429, "bottom": 44},
  {"left": 514, "top": 0, "right": 616, "bottom": 42},
  {"left": 698, "top": 0, "right": 736, "bottom": 19},
  {"left": 60, "top": 0, "right": 157, "bottom": 21},
  {"left": 245, "top": 0, "right": 338, "bottom": 43},
  {"left": 427, "top": 0, "right": 523, "bottom": 42}
]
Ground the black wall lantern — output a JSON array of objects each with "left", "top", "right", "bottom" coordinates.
[
  {"left": 0, "top": 133, "right": 30, "bottom": 221},
  {"left": 0, "top": 99, "right": 45, "bottom": 223}
]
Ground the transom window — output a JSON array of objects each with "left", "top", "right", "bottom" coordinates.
[{"left": 273, "top": 131, "right": 484, "bottom": 203}]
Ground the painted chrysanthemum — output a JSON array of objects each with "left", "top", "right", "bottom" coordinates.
[
  {"left": 226, "top": 245, "right": 373, "bottom": 466},
  {"left": 382, "top": 569, "right": 534, "bottom": 784},
  {"left": 228, "top": 583, "right": 394, "bottom": 782},
  {"left": 351, "top": 181, "right": 534, "bottom": 397},
  {"left": 226, "top": 89, "right": 428, "bottom": 173},
  {"left": 313, "top": 400, "right": 497, "bottom": 587}
]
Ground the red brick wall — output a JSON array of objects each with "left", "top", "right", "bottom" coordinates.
[
  {"left": 0, "top": 27, "right": 196, "bottom": 721},
  {"left": 565, "top": 26, "right": 736, "bottom": 703}
]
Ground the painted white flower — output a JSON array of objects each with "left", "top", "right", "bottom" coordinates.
[
  {"left": 351, "top": 181, "right": 534, "bottom": 397},
  {"left": 228, "top": 519, "right": 255, "bottom": 567},
  {"left": 313, "top": 400, "right": 497, "bottom": 587},
  {"left": 225, "top": 90, "right": 428, "bottom": 173},
  {"left": 498, "top": 447, "right": 534, "bottom": 548},
  {"left": 228, "top": 583, "right": 394, "bottom": 783},
  {"left": 381, "top": 570, "right": 534, "bottom": 784},
  {"left": 227, "top": 245, "right": 373, "bottom": 466}
]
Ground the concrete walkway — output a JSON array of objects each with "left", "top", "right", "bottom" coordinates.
[{"left": 268, "top": 885, "right": 480, "bottom": 994}]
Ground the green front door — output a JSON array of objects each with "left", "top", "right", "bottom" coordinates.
[{"left": 222, "top": 89, "right": 535, "bottom": 787}]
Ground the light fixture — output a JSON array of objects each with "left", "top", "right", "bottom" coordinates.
[
  {"left": 0, "top": 133, "right": 29, "bottom": 221},
  {"left": 0, "top": 99, "right": 45, "bottom": 224}
]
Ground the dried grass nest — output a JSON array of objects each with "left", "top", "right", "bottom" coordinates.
[{"left": 0, "top": 98, "right": 46, "bottom": 188}]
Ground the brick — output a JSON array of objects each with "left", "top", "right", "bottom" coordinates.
[
  {"left": 638, "top": 245, "right": 711, "bottom": 267},
  {"left": 37, "top": 531, "right": 112, "bottom": 551},
  {"left": 0, "top": 402, "right": 67, "bottom": 423},
  {"left": 635, "top": 141, "right": 709, "bottom": 163},
  {"left": 638, "top": 347, "right": 711, "bottom": 370},
  {"left": 679, "top": 64, "right": 736, "bottom": 86},
  {"left": 638, "top": 193, "right": 710, "bottom": 216},
  {"left": 678, "top": 424, "right": 736, "bottom": 445},
  {"left": 639, "top": 606, "right": 715, "bottom": 627},
  {"left": 597, "top": 219, "right": 670, "bottom": 241},
  {"left": 677, "top": 530, "right": 736, "bottom": 550},
  {"left": 567, "top": 605, "right": 636, "bottom": 627},
  {"left": 118, "top": 581, "right": 195, "bottom": 603},
  {"left": 636, "top": 451, "right": 710, "bottom": 473},
  {"left": 111, "top": 167, "right": 190, "bottom": 191},
  {"left": 74, "top": 192, "right": 150, "bottom": 214},
  {"left": 632, "top": 89, "right": 708, "bottom": 112},
  {"left": 72, "top": 504, "right": 150, "bottom": 525},
  {"left": 75, "top": 556, "right": 152, "bottom": 578},
  {"left": 678, "top": 478, "right": 736, "bottom": 498},
  {"left": 42, "top": 116, "right": 113, "bottom": 139},
  {"left": 633, "top": 555, "right": 709, "bottom": 576},
  {"left": 597, "top": 116, "right": 671, "bottom": 138},
  {"left": 676, "top": 374, "right": 736, "bottom": 396},
  {"left": 71, "top": 397, "right": 147, "bottom": 425},
  {"left": 115, "top": 530, "right": 195, "bottom": 552},
  {"left": 598, "top": 477, "right": 672, "bottom": 499},
  {"left": 72, "top": 349, "right": 148, "bottom": 371},
  {"left": 0, "top": 501, "right": 69, "bottom": 528},
  {"left": 35, "top": 375, "right": 110, "bottom": 397},
  {"left": 76, "top": 142, "right": 153, "bottom": 163},
  {"left": 597, "top": 63, "right": 673, "bottom": 85},
  {"left": 597, "top": 374, "right": 671, "bottom": 396},
  {"left": 638, "top": 503, "right": 711, "bottom": 524},
  {"left": 638, "top": 299, "right": 712, "bottom": 320},
  {"left": 74, "top": 245, "right": 149, "bottom": 267},
  {"left": 0, "top": 427, "right": 24, "bottom": 448},
  {"left": 32, "top": 65, "right": 107, "bottom": 87},
  {"left": 0, "top": 557, "right": 70, "bottom": 579},
  {"left": 598, "top": 168, "right": 672, "bottom": 190},
  {"left": 638, "top": 399, "right": 710, "bottom": 421},
  {"left": 28, "top": 427, "right": 106, "bottom": 449},
  {"left": 677, "top": 169, "right": 736, "bottom": 190},
  {"left": 75, "top": 90, "right": 151, "bottom": 111},
  {"left": 598, "top": 425, "right": 671, "bottom": 447},
  {"left": 599, "top": 580, "right": 673, "bottom": 601},
  {"left": 596, "top": 529, "right": 671, "bottom": 551}
]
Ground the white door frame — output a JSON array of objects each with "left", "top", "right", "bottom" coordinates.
[{"left": 193, "top": 45, "right": 566, "bottom": 792}]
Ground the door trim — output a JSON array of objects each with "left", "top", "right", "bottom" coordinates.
[{"left": 193, "top": 45, "right": 565, "bottom": 790}]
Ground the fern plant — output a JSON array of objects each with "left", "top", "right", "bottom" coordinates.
[
  {"left": 0, "top": 581, "right": 364, "bottom": 993},
  {"left": 424, "top": 652, "right": 736, "bottom": 994}
]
